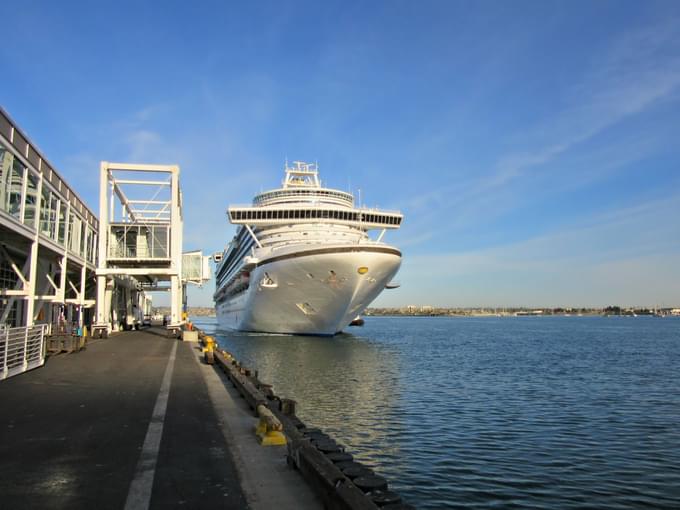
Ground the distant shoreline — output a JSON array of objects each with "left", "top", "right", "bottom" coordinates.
[
  {"left": 161, "top": 306, "right": 679, "bottom": 318},
  {"left": 366, "top": 308, "right": 676, "bottom": 317}
]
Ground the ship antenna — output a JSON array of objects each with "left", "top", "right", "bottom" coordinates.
[
  {"left": 358, "top": 188, "right": 363, "bottom": 228},
  {"left": 283, "top": 157, "right": 289, "bottom": 187}
]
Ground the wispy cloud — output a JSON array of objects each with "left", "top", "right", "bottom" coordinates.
[
  {"left": 395, "top": 16, "right": 680, "bottom": 250},
  {"left": 378, "top": 194, "right": 680, "bottom": 308},
  {"left": 499, "top": 16, "right": 680, "bottom": 179},
  {"left": 124, "top": 129, "right": 166, "bottom": 161}
]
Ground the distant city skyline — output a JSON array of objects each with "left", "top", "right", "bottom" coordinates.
[{"left": 3, "top": 1, "right": 679, "bottom": 307}]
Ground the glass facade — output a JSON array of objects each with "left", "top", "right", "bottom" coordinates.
[
  {"left": 39, "top": 185, "right": 51, "bottom": 237},
  {"left": 68, "top": 213, "right": 80, "bottom": 255},
  {"left": 80, "top": 221, "right": 87, "bottom": 257},
  {"left": 85, "top": 226, "right": 94, "bottom": 263},
  {"left": 0, "top": 139, "right": 96, "bottom": 263},
  {"left": 108, "top": 224, "right": 169, "bottom": 260},
  {"left": 23, "top": 170, "right": 38, "bottom": 228},
  {"left": 0, "top": 145, "right": 24, "bottom": 220},
  {"left": 58, "top": 201, "right": 67, "bottom": 245}
]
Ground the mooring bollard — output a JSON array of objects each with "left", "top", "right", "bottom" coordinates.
[
  {"left": 255, "top": 404, "right": 287, "bottom": 446},
  {"left": 204, "top": 350, "right": 214, "bottom": 364},
  {"left": 203, "top": 336, "right": 215, "bottom": 362},
  {"left": 202, "top": 336, "right": 215, "bottom": 352}
]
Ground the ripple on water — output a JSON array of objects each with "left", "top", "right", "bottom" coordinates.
[{"left": 192, "top": 316, "right": 680, "bottom": 509}]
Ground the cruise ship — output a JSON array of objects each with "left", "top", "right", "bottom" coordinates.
[{"left": 213, "top": 161, "right": 403, "bottom": 335}]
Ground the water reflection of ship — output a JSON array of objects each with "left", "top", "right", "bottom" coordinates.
[{"left": 216, "top": 330, "right": 404, "bottom": 463}]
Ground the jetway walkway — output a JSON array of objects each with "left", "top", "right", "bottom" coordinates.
[
  {"left": 92, "top": 162, "right": 210, "bottom": 338},
  {"left": 0, "top": 108, "right": 97, "bottom": 378},
  {"left": 1, "top": 108, "right": 209, "bottom": 380}
]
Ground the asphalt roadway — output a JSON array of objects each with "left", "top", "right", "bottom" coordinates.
[{"left": 0, "top": 328, "right": 320, "bottom": 510}]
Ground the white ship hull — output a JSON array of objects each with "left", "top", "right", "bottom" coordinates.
[{"left": 216, "top": 245, "right": 401, "bottom": 335}]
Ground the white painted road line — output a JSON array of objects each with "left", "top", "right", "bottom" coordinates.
[{"left": 124, "top": 341, "right": 178, "bottom": 510}]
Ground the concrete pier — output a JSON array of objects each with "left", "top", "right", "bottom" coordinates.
[{"left": 0, "top": 328, "right": 320, "bottom": 510}]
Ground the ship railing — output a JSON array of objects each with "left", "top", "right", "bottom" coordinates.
[
  {"left": 264, "top": 237, "right": 392, "bottom": 253},
  {"left": 229, "top": 204, "right": 402, "bottom": 215}
]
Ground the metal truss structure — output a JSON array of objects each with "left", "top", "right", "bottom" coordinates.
[{"left": 94, "top": 162, "right": 185, "bottom": 335}]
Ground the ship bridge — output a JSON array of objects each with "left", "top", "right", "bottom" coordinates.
[
  {"left": 227, "top": 205, "right": 403, "bottom": 229},
  {"left": 235, "top": 161, "right": 403, "bottom": 230},
  {"left": 253, "top": 162, "right": 355, "bottom": 208}
]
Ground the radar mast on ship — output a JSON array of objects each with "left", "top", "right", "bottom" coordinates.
[{"left": 283, "top": 161, "right": 320, "bottom": 188}]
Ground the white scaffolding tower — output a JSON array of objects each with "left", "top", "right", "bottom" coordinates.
[{"left": 93, "top": 162, "right": 184, "bottom": 336}]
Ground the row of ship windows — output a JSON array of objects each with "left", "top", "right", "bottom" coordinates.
[
  {"left": 230, "top": 209, "right": 401, "bottom": 225},
  {"left": 253, "top": 189, "right": 353, "bottom": 204},
  {"left": 216, "top": 235, "right": 254, "bottom": 285}
]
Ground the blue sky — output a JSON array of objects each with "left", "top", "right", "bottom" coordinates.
[{"left": 3, "top": 0, "right": 680, "bottom": 308}]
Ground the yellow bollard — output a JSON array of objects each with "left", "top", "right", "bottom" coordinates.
[
  {"left": 255, "top": 405, "right": 287, "bottom": 446},
  {"left": 202, "top": 336, "right": 215, "bottom": 353}
]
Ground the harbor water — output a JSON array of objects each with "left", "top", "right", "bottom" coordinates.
[{"left": 192, "top": 315, "right": 680, "bottom": 509}]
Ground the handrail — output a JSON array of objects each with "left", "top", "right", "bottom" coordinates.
[{"left": 1, "top": 324, "right": 47, "bottom": 381}]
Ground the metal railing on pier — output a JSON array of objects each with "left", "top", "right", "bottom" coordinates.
[{"left": 0, "top": 324, "right": 47, "bottom": 381}]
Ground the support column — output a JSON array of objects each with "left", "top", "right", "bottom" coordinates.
[
  {"left": 66, "top": 302, "right": 73, "bottom": 326},
  {"left": 124, "top": 286, "right": 132, "bottom": 329},
  {"left": 170, "top": 165, "right": 183, "bottom": 327},
  {"left": 111, "top": 285, "right": 119, "bottom": 332},
  {"left": 95, "top": 162, "right": 110, "bottom": 330},
  {"left": 25, "top": 173, "right": 43, "bottom": 327},
  {"left": 170, "top": 275, "right": 180, "bottom": 326},
  {"left": 79, "top": 265, "right": 86, "bottom": 329},
  {"left": 25, "top": 241, "right": 39, "bottom": 327},
  {"left": 46, "top": 300, "right": 53, "bottom": 335},
  {"left": 96, "top": 275, "right": 107, "bottom": 325},
  {"left": 104, "top": 278, "right": 113, "bottom": 329},
  {"left": 58, "top": 256, "right": 67, "bottom": 303}
]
